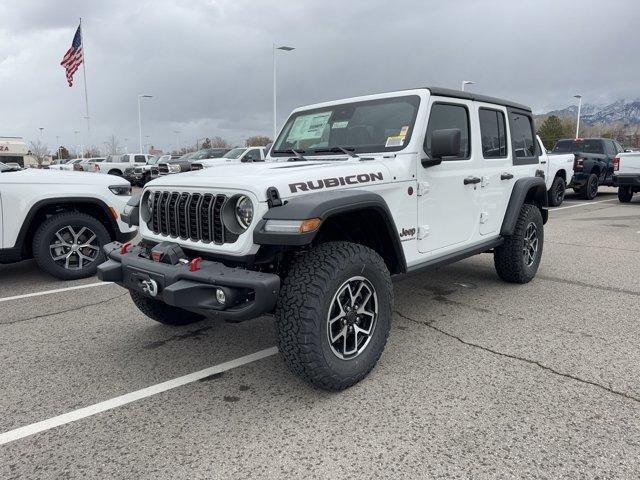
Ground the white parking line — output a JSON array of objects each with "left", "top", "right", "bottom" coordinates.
[
  {"left": 0, "top": 281, "right": 112, "bottom": 303},
  {"left": 0, "top": 346, "right": 278, "bottom": 445},
  {"left": 551, "top": 199, "right": 616, "bottom": 211}
]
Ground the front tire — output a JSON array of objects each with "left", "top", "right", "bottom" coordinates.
[
  {"left": 618, "top": 186, "right": 634, "bottom": 203},
  {"left": 494, "top": 204, "right": 544, "bottom": 284},
  {"left": 547, "top": 176, "right": 566, "bottom": 207},
  {"left": 581, "top": 173, "right": 599, "bottom": 200},
  {"left": 32, "top": 212, "right": 110, "bottom": 280},
  {"left": 276, "top": 242, "right": 393, "bottom": 391},
  {"left": 129, "top": 290, "right": 203, "bottom": 326}
]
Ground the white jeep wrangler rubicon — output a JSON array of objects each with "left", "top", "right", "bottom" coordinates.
[
  {"left": 0, "top": 163, "right": 136, "bottom": 279},
  {"left": 98, "top": 87, "right": 548, "bottom": 390}
]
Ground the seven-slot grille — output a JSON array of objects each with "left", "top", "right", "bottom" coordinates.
[{"left": 147, "top": 191, "right": 230, "bottom": 244}]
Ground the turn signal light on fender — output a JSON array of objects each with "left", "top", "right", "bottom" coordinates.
[{"left": 299, "top": 218, "right": 321, "bottom": 233}]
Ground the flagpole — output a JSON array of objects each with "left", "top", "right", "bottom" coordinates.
[{"left": 79, "top": 17, "right": 90, "bottom": 144}]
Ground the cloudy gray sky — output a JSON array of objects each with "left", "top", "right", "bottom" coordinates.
[{"left": 1, "top": 0, "right": 639, "bottom": 153}]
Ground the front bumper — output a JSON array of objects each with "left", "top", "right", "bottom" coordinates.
[
  {"left": 97, "top": 242, "right": 280, "bottom": 322},
  {"left": 613, "top": 174, "right": 640, "bottom": 189}
]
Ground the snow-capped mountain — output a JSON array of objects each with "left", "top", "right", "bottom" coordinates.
[{"left": 542, "top": 99, "right": 640, "bottom": 127}]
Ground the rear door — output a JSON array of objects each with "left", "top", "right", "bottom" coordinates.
[
  {"left": 475, "top": 105, "right": 511, "bottom": 236},
  {"left": 478, "top": 107, "right": 539, "bottom": 235},
  {"left": 417, "top": 99, "right": 481, "bottom": 254}
]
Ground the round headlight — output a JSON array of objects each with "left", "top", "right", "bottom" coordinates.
[{"left": 235, "top": 195, "right": 253, "bottom": 230}]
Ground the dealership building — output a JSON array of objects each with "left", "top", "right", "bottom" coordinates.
[{"left": 0, "top": 137, "right": 29, "bottom": 166}]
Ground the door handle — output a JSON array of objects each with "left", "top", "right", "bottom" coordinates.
[
  {"left": 463, "top": 176, "right": 481, "bottom": 185},
  {"left": 500, "top": 173, "right": 514, "bottom": 180}
]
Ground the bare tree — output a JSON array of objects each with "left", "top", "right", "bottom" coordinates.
[
  {"left": 210, "top": 136, "right": 230, "bottom": 148},
  {"left": 246, "top": 135, "right": 272, "bottom": 147},
  {"left": 106, "top": 135, "right": 120, "bottom": 155},
  {"left": 28, "top": 140, "right": 49, "bottom": 165}
]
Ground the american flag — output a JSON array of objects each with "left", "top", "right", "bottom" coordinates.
[{"left": 60, "top": 24, "right": 83, "bottom": 87}]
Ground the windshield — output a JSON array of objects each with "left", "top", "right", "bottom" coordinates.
[
  {"left": 223, "top": 148, "right": 246, "bottom": 159},
  {"left": 553, "top": 139, "right": 604, "bottom": 154},
  {"left": 272, "top": 95, "right": 420, "bottom": 156}
]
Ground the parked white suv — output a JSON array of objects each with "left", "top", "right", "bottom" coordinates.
[
  {"left": 536, "top": 136, "right": 575, "bottom": 206},
  {"left": 99, "top": 87, "right": 548, "bottom": 390},
  {"left": 0, "top": 162, "right": 136, "bottom": 279},
  {"left": 191, "top": 147, "right": 267, "bottom": 170},
  {"left": 613, "top": 151, "right": 640, "bottom": 202},
  {"left": 95, "top": 154, "right": 156, "bottom": 176}
]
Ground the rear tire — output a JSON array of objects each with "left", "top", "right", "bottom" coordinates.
[
  {"left": 494, "top": 204, "right": 544, "bottom": 284},
  {"left": 276, "top": 242, "right": 392, "bottom": 391},
  {"left": 581, "top": 173, "right": 599, "bottom": 200},
  {"left": 32, "top": 212, "right": 110, "bottom": 280},
  {"left": 129, "top": 290, "right": 203, "bottom": 326},
  {"left": 547, "top": 176, "right": 566, "bottom": 207},
  {"left": 618, "top": 186, "right": 634, "bottom": 203}
]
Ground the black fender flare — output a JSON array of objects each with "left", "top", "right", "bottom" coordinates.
[
  {"left": 500, "top": 177, "right": 548, "bottom": 236},
  {"left": 253, "top": 189, "right": 407, "bottom": 272}
]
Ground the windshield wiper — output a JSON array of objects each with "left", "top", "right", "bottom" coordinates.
[
  {"left": 312, "top": 146, "right": 359, "bottom": 158},
  {"left": 273, "top": 148, "right": 308, "bottom": 161}
]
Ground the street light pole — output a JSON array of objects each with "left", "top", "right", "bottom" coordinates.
[
  {"left": 574, "top": 95, "right": 582, "bottom": 139},
  {"left": 273, "top": 44, "right": 295, "bottom": 141},
  {"left": 138, "top": 94, "right": 153, "bottom": 153},
  {"left": 461, "top": 80, "right": 475, "bottom": 92},
  {"left": 173, "top": 130, "right": 181, "bottom": 153},
  {"left": 55, "top": 135, "right": 60, "bottom": 159}
]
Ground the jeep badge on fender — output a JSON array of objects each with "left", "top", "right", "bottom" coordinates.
[{"left": 99, "top": 86, "right": 547, "bottom": 392}]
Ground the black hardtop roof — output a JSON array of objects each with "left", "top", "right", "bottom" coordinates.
[{"left": 424, "top": 87, "right": 531, "bottom": 112}]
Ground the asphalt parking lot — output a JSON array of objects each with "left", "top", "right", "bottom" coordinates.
[{"left": 1, "top": 188, "right": 638, "bottom": 479}]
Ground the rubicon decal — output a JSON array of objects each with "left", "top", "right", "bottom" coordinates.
[{"left": 289, "top": 172, "right": 384, "bottom": 193}]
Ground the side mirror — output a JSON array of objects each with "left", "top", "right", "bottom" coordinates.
[
  {"left": 431, "top": 128, "right": 461, "bottom": 159},
  {"left": 422, "top": 128, "right": 461, "bottom": 167}
]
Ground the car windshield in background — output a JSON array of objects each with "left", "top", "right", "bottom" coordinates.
[
  {"left": 0, "top": 162, "right": 10, "bottom": 172},
  {"left": 553, "top": 139, "right": 604, "bottom": 154},
  {"left": 223, "top": 148, "right": 246, "bottom": 159},
  {"left": 272, "top": 95, "right": 421, "bottom": 156}
]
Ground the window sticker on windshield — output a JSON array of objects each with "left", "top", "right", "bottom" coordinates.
[
  {"left": 288, "top": 112, "right": 332, "bottom": 141},
  {"left": 385, "top": 136, "right": 405, "bottom": 148},
  {"left": 400, "top": 125, "right": 409, "bottom": 137},
  {"left": 332, "top": 120, "right": 349, "bottom": 129}
]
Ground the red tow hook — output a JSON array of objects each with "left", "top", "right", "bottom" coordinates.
[
  {"left": 189, "top": 257, "right": 203, "bottom": 272},
  {"left": 120, "top": 241, "right": 132, "bottom": 254}
]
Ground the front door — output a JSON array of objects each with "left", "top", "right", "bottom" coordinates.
[{"left": 417, "top": 100, "right": 481, "bottom": 254}]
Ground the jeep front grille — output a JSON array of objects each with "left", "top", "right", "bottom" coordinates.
[{"left": 147, "top": 191, "right": 236, "bottom": 244}]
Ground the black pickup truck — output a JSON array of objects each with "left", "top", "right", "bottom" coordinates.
[{"left": 552, "top": 138, "right": 625, "bottom": 199}]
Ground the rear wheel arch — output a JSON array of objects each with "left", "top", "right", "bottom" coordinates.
[
  {"left": 556, "top": 169, "right": 567, "bottom": 182},
  {"left": 501, "top": 177, "right": 548, "bottom": 236},
  {"left": 108, "top": 169, "right": 123, "bottom": 176}
]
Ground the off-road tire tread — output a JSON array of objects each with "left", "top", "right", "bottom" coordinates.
[
  {"left": 32, "top": 211, "right": 110, "bottom": 280},
  {"left": 129, "top": 290, "right": 203, "bottom": 326},
  {"left": 494, "top": 204, "right": 543, "bottom": 284},
  {"left": 276, "top": 241, "right": 392, "bottom": 391}
]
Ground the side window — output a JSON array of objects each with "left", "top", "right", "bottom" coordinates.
[
  {"left": 508, "top": 111, "right": 536, "bottom": 164},
  {"left": 479, "top": 108, "right": 507, "bottom": 158},
  {"left": 134, "top": 155, "right": 146, "bottom": 163},
  {"left": 604, "top": 140, "right": 616, "bottom": 156},
  {"left": 245, "top": 149, "right": 262, "bottom": 161},
  {"left": 424, "top": 103, "right": 470, "bottom": 160}
]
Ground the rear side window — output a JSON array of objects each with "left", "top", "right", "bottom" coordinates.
[
  {"left": 604, "top": 140, "right": 615, "bottom": 156},
  {"left": 134, "top": 155, "right": 146, "bottom": 162},
  {"left": 509, "top": 111, "right": 537, "bottom": 164},
  {"left": 424, "top": 103, "right": 470, "bottom": 160},
  {"left": 479, "top": 108, "right": 507, "bottom": 158}
]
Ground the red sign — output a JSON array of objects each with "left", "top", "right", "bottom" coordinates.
[{"left": 0, "top": 145, "right": 8, "bottom": 151}]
